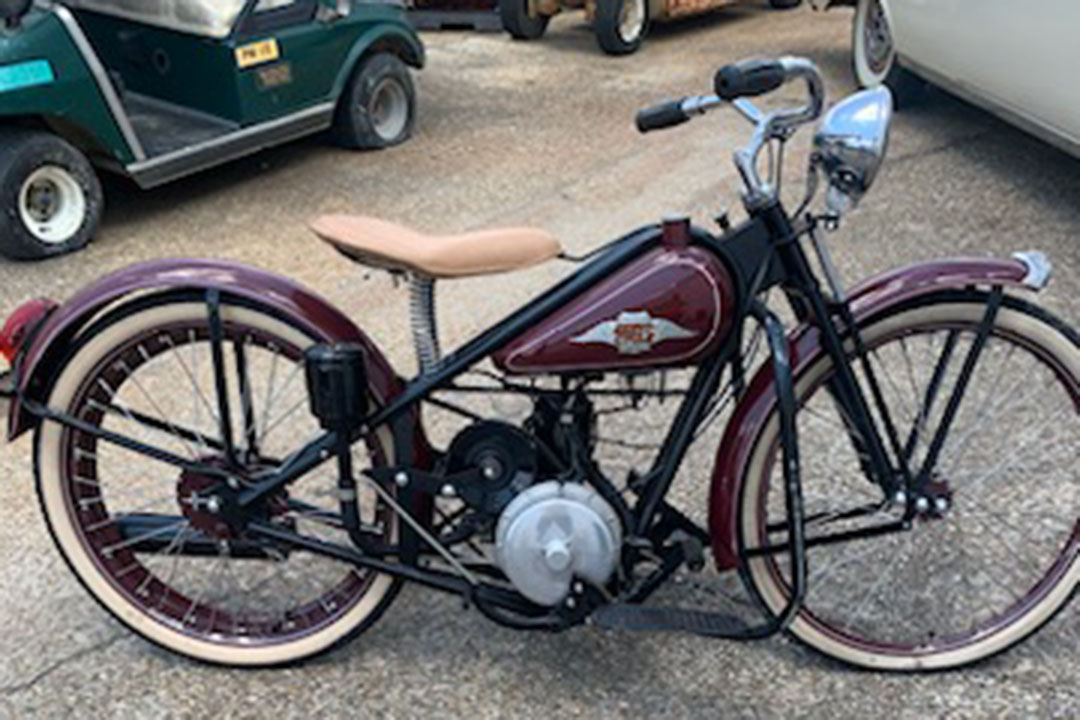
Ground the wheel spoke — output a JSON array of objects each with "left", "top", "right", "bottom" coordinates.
[
  {"left": 235, "top": 336, "right": 259, "bottom": 457},
  {"left": 206, "top": 291, "right": 237, "bottom": 464}
]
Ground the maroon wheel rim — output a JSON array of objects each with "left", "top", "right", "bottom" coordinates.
[{"left": 58, "top": 317, "right": 390, "bottom": 647}]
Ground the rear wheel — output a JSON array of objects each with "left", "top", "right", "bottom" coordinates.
[
  {"left": 500, "top": 0, "right": 551, "bottom": 40},
  {"left": 852, "top": 0, "right": 923, "bottom": 107},
  {"left": 739, "top": 293, "right": 1079, "bottom": 670},
  {"left": 36, "top": 296, "right": 400, "bottom": 666},
  {"left": 595, "top": 0, "right": 649, "bottom": 55},
  {"left": 0, "top": 128, "right": 102, "bottom": 260},
  {"left": 333, "top": 53, "right": 416, "bottom": 150}
]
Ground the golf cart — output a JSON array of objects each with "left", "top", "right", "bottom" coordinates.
[
  {"left": 0, "top": 0, "right": 424, "bottom": 260},
  {"left": 502, "top": 0, "right": 799, "bottom": 55}
]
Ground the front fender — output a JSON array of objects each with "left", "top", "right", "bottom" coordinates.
[
  {"left": 8, "top": 259, "right": 406, "bottom": 442},
  {"left": 331, "top": 22, "right": 426, "bottom": 100},
  {"left": 707, "top": 253, "right": 1047, "bottom": 570}
]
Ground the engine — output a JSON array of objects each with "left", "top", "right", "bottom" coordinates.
[
  {"left": 445, "top": 416, "right": 622, "bottom": 607},
  {"left": 495, "top": 481, "right": 622, "bottom": 606},
  {"left": 445, "top": 421, "right": 537, "bottom": 515}
]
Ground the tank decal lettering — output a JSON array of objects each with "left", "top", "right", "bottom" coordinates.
[{"left": 571, "top": 311, "right": 698, "bottom": 355}]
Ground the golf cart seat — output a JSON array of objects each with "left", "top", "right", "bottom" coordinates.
[
  {"left": 310, "top": 215, "right": 563, "bottom": 279},
  {"left": 65, "top": 0, "right": 248, "bottom": 39}
]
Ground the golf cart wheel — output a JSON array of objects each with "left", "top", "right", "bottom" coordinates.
[
  {"left": 333, "top": 53, "right": 416, "bottom": 150},
  {"left": 852, "top": 0, "right": 924, "bottom": 107},
  {"left": 595, "top": 0, "right": 650, "bottom": 55},
  {"left": 0, "top": 128, "right": 102, "bottom": 261},
  {"left": 500, "top": 0, "right": 550, "bottom": 40}
]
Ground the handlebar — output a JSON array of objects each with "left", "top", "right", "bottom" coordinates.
[
  {"left": 635, "top": 56, "right": 826, "bottom": 204},
  {"left": 636, "top": 100, "right": 693, "bottom": 133},
  {"left": 714, "top": 58, "right": 788, "bottom": 100},
  {"left": 636, "top": 94, "right": 722, "bottom": 133}
]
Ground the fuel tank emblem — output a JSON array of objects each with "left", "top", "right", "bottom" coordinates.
[{"left": 571, "top": 311, "right": 698, "bottom": 355}]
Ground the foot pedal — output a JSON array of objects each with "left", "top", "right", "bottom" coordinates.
[
  {"left": 677, "top": 534, "right": 705, "bottom": 572},
  {"left": 591, "top": 604, "right": 759, "bottom": 638}
]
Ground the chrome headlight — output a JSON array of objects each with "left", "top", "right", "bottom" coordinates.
[{"left": 813, "top": 86, "right": 894, "bottom": 215}]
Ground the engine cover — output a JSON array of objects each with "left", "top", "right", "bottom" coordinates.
[{"left": 494, "top": 482, "right": 622, "bottom": 607}]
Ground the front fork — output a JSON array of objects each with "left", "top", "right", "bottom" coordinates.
[{"left": 774, "top": 217, "right": 1005, "bottom": 510}]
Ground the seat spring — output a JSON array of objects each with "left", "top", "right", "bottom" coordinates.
[{"left": 410, "top": 275, "right": 441, "bottom": 375}]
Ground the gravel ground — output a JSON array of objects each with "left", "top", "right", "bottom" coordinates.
[{"left": 1, "top": 4, "right": 1078, "bottom": 718}]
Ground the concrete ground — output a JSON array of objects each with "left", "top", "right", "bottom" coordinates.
[{"left": 1, "top": 4, "right": 1078, "bottom": 718}]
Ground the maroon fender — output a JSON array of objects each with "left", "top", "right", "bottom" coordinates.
[
  {"left": 8, "top": 259, "right": 407, "bottom": 442},
  {"left": 707, "top": 254, "right": 1044, "bottom": 570},
  {"left": 493, "top": 246, "right": 736, "bottom": 374}
]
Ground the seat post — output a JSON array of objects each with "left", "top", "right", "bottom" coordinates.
[{"left": 409, "top": 274, "right": 442, "bottom": 375}]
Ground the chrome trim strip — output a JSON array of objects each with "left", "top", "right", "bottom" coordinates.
[
  {"left": 126, "top": 102, "right": 335, "bottom": 187},
  {"left": 899, "top": 54, "right": 1080, "bottom": 160},
  {"left": 1011, "top": 251, "right": 1053, "bottom": 291},
  {"left": 0, "top": 371, "right": 14, "bottom": 422},
  {"left": 53, "top": 5, "right": 147, "bottom": 162}
]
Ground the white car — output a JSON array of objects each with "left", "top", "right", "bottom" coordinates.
[{"left": 825, "top": 0, "right": 1080, "bottom": 158}]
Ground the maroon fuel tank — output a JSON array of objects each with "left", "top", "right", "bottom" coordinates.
[{"left": 493, "top": 245, "right": 736, "bottom": 374}]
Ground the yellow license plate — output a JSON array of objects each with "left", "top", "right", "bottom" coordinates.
[{"left": 235, "top": 39, "right": 280, "bottom": 69}]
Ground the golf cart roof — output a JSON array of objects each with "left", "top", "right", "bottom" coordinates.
[{"left": 63, "top": 0, "right": 252, "bottom": 39}]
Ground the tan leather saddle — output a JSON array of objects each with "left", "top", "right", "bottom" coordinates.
[{"left": 310, "top": 215, "right": 563, "bottom": 279}]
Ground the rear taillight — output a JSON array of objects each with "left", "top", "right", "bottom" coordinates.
[{"left": 0, "top": 298, "right": 57, "bottom": 366}]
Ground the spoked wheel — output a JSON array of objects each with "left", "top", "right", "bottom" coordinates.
[
  {"left": 36, "top": 295, "right": 399, "bottom": 666},
  {"left": 739, "top": 292, "right": 1079, "bottom": 670}
]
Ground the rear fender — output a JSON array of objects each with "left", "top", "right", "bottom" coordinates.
[
  {"left": 8, "top": 259, "right": 417, "bottom": 457},
  {"left": 708, "top": 254, "right": 1047, "bottom": 569}
]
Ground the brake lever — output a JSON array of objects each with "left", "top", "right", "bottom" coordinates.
[{"left": 732, "top": 98, "right": 764, "bottom": 125}]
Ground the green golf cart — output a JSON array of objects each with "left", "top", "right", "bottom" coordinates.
[{"left": 0, "top": 0, "right": 424, "bottom": 260}]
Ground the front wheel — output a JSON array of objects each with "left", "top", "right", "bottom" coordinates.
[
  {"left": 36, "top": 294, "right": 401, "bottom": 666},
  {"left": 739, "top": 292, "right": 1079, "bottom": 670},
  {"left": 0, "top": 128, "right": 103, "bottom": 260},
  {"left": 333, "top": 53, "right": 416, "bottom": 150},
  {"left": 594, "top": 0, "right": 649, "bottom": 55}
]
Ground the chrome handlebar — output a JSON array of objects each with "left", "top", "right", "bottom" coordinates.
[
  {"left": 643, "top": 57, "right": 827, "bottom": 206},
  {"left": 733, "top": 57, "right": 825, "bottom": 205}
]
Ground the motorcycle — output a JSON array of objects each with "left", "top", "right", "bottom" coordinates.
[{"left": 1, "top": 57, "right": 1075, "bottom": 672}]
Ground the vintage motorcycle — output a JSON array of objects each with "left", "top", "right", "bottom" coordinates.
[{"left": 1, "top": 57, "right": 1076, "bottom": 672}]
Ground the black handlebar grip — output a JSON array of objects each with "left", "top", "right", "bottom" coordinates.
[
  {"left": 635, "top": 99, "right": 690, "bottom": 133},
  {"left": 714, "top": 58, "right": 787, "bottom": 101}
]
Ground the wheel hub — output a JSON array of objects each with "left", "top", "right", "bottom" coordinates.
[
  {"left": 618, "top": 0, "right": 645, "bottom": 42},
  {"left": 27, "top": 179, "right": 60, "bottom": 222},
  {"left": 864, "top": 0, "right": 893, "bottom": 74},
  {"left": 916, "top": 477, "right": 954, "bottom": 521},
  {"left": 369, "top": 78, "right": 409, "bottom": 141},
  {"left": 18, "top": 164, "right": 87, "bottom": 244},
  {"left": 177, "top": 459, "right": 289, "bottom": 540}
]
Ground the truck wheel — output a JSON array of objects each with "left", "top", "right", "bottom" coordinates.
[
  {"left": 500, "top": 0, "right": 550, "bottom": 40},
  {"left": 333, "top": 53, "right": 416, "bottom": 150},
  {"left": 595, "top": 0, "right": 649, "bottom": 55},
  {"left": 0, "top": 129, "right": 102, "bottom": 261}
]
